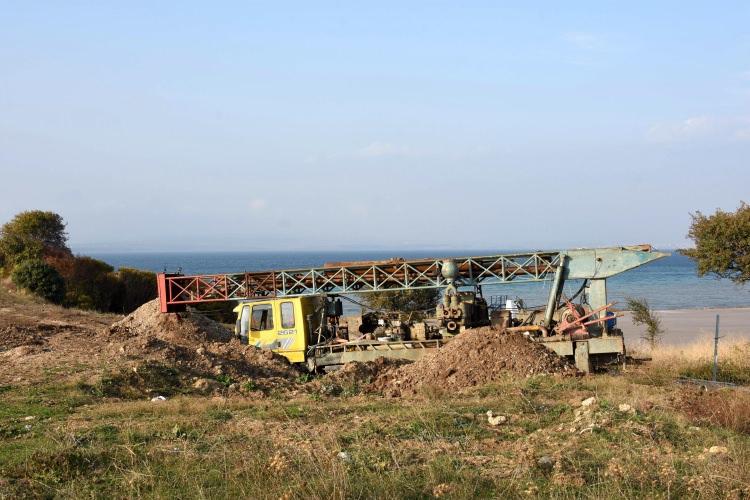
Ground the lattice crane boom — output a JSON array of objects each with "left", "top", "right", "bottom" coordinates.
[{"left": 157, "top": 245, "right": 667, "bottom": 313}]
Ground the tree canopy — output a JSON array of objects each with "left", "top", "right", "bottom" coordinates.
[
  {"left": 363, "top": 288, "right": 441, "bottom": 320},
  {"left": 682, "top": 202, "right": 750, "bottom": 284},
  {"left": 1, "top": 210, "right": 157, "bottom": 312},
  {"left": 0, "top": 210, "right": 70, "bottom": 264}
]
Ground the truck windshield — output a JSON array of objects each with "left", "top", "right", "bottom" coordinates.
[{"left": 251, "top": 304, "right": 274, "bottom": 331}]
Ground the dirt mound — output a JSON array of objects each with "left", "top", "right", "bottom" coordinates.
[
  {"left": 100, "top": 299, "right": 301, "bottom": 396},
  {"left": 371, "top": 327, "right": 578, "bottom": 396},
  {"left": 312, "top": 357, "right": 410, "bottom": 395},
  {"left": 109, "top": 299, "right": 232, "bottom": 343}
]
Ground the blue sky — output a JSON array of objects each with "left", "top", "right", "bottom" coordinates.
[{"left": 1, "top": 2, "right": 749, "bottom": 252}]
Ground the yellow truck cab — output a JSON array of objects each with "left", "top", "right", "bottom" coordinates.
[
  {"left": 233, "top": 295, "right": 444, "bottom": 371},
  {"left": 233, "top": 296, "right": 323, "bottom": 364}
]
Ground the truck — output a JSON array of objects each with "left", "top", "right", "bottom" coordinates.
[{"left": 157, "top": 245, "right": 668, "bottom": 372}]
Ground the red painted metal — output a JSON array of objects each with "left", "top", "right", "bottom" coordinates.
[
  {"left": 553, "top": 300, "right": 620, "bottom": 337},
  {"left": 156, "top": 253, "right": 561, "bottom": 313}
]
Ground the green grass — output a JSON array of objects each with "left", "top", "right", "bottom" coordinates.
[
  {"left": 1, "top": 372, "right": 749, "bottom": 499},
  {"left": 680, "top": 359, "right": 750, "bottom": 384}
]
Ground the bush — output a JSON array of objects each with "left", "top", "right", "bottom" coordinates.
[
  {"left": 117, "top": 267, "right": 157, "bottom": 313},
  {"left": 363, "top": 289, "right": 441, "bottom": 320},
  {"left": 62, "top": 256, "right": 124, "bottom": 311},
  {"left": 626, "top": 297, "right": 664, "bottom": 349},
  {"left": 11, "top": 259, "right": 66, "bottom": 304}
]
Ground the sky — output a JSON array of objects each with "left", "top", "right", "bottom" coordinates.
[{"left": 1, "top": 2, "right": 749, "bottom": 252}]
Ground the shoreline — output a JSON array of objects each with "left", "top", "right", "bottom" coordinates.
[{"left": 619, "top": 306, "right": 750, "bottom": 347}]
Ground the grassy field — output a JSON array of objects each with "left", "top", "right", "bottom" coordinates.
[{"left": 1, "top": 359, "right": 749, "bottom": 499}]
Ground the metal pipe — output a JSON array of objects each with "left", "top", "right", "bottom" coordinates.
[
  {"left": 543, "top": 255, "right": 566, "bottom": 328},
  {"left": 506, "top": 325, "right": 549, "bottom": 337}
]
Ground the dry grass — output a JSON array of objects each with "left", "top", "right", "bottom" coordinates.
[
  {"left": 647, "top": 335, "right": 750, "bottom": 363},
  {"left": 631, "top": 335, "right": 750, "bottom": 384},
  {"left": 2, "top": 372, "right": 750, "bottom": 498},
  {"left": 680, "top": 387, "right": 750, "bottom": 434}
]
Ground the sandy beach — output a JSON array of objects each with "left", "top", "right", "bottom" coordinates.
[{"left": 620, "top": 306, "right": 750, "bottom": 348}]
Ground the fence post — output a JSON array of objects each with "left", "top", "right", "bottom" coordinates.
[{"left": 712, "top": 314, "right": 720, "bottom": 382}]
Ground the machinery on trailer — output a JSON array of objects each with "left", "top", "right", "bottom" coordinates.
[{"left": 156, "top": 245, "right": 668, "bottom": 372}]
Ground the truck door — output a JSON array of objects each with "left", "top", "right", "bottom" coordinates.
[
  {"left": 250, "top": 303, "right": 275, "bottom": 347},
  {"left": 239, "top": 305, "right": 251, "bottom": 344}
]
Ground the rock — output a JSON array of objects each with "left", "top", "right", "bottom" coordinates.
[
  {"left": 150, "top": 395, "right": 167, "bottom": 402},
  {"left": 486, "top": 411, "right": 507, "bottom": 426},
  {"left": 22, "top": 416, "right": 36, "bottom": 421},
  {"left": 617, "top": 403, "right": 633, "bottom": 413},
  {"left": 193, "top": 378, "right": 222, "bottom": 393},
  {"left": 337, "top": 451, "right": 352, "bottom": 463},
  {"left": 581, "top": 397, "right": 596, "bottom": 407},
  {"left": 537, "top": 455, "right": 555, "bottom": 472},
  {"left": 708, "top": 446, "right": 728, "bottom": 455}
]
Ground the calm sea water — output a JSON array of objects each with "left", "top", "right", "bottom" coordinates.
[{"left": 90, "top": 250, "right": 750, "bottom": 313}]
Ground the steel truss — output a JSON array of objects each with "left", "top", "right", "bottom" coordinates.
[{"left": 157, "top": 252, "right": 561, "bottom": 312}]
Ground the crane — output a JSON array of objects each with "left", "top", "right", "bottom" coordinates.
[{"left": 156, "top": 245, "right": 668, "bottom": 372}]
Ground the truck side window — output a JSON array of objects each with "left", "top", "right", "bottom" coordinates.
[
  {"left": 251, "top": 304, "right": 274, "bottom": 331},
  {"left": 280, "top": 302, "right": 295, "bottom": 328}
]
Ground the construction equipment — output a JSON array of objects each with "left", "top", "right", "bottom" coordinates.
[{"left": 157, "top": 245, "right": 668, "bottom": 372}]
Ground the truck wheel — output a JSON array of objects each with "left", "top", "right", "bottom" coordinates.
[{"left": 306, "top": 357, "right": 318, "bottom": 373}]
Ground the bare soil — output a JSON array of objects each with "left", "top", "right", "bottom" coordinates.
[
  {"left": 370, "top": 327, "right": 579, "bottom": 396},
  {"left": 2, "top": 290, "right": 575, "bottom": 399},
  {"left": 0, "top": 292, "right": 300, "bottom": 396},
  {"left": 313, "top": 357, "right": 410, "bottom": 394}
]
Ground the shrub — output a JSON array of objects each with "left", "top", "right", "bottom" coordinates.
[
  {"left": 117, "top": 267, "right": 157, "bottom": 313},
  {"left": 192, "top": 301, "right": 238, "bottom": 323},
  {"left": 626, "top": 297, "right": 664, "bottom": 349},
  {"left": 363, "top": 289, "right": 441, "bottom": 320},
  {"left": 11, "top": 258, "right": 66, "bottom": 304},
  {"left": 63, "top": 256, "right": 122, "bottom": 311}
]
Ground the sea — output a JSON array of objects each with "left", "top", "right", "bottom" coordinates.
[{"left": 90, "top": 250, "right": 750, "bottom": 314}]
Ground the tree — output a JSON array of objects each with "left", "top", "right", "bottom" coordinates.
[
  {"left": 362, "top": 288, "right": 441, "bottom": 320},
  {"left": 626, "top": 297, "right": 664, "bottom": 349},
  {"left": 0, "top": 211, "right": 70, "bottom": 266},
  {"left": 682, "top": 202, "right": 750, "bottom": 284},
  {"left": 117, "top": 267, "right": 157, "bottom": 313},
  {"left": 11, "top": 259, "right": 66, "bottom": 304}
]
